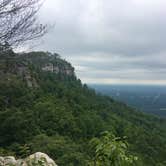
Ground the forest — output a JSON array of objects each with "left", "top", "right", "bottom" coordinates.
[{"left": 0, "top": 51, "right": 166, "bottom": 165}]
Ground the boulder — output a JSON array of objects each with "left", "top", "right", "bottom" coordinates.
[{"left": 0, "top": 152, "right": 58, "bottom": 166}]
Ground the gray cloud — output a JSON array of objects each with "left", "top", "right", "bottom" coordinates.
[{"left": 34, "top": 0, "right": 166, "bottom": 84}]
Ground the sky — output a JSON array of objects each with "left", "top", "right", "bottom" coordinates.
[{"left": 35, "top": 0, "right": 166, "bottom": 85}]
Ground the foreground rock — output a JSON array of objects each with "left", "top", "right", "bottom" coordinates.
[{"left": 0, "top": 152, "right": 58, "bottom": 166}]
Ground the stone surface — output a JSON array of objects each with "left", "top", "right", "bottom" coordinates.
[{"left": 0, "top": 152, "right": 58, "bottom": 166}]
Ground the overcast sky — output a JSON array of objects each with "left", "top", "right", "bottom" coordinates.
[{"left": 35, "top": 0, "right": 166, "bottom": 85}]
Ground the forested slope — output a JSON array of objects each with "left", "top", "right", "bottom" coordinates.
[{"left": 0, "top": 51, "right": 166, "bottom": 166}]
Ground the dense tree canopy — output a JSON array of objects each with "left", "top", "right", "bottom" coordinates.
[{"left": 0, "top": 51, "right": 166, "bottom": 166}]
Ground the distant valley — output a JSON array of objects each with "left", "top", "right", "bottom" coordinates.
[{"left": 89, "top": 84, "right": 166, "bottom": 118}]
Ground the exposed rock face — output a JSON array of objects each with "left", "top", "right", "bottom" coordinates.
[
  {"left": 0, "top": 152, "right": 58, "bottom": 166},
  {"left": 0, "top": 51, "right": 75, "bottom": 88},
  {"left": 42, "top": 63, "right": 54, "bottom": 72},
  {"left": 41, "top": 63, "right": 74, "bottom": 76},
  {"left": 0, "top": 156, "right": 17, "bottom": 165}
]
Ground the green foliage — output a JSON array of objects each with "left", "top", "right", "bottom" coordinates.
[
  {"left": 9, "top": 143, "right": 31, "bottom": 158},
  {"left": 0, "top": 51, "right": 166, "bottom": 166},
  {"left": 29, "top": 134, "right": 88, "bottom": 166},
  {"left": 0, "top": 147, "right": 14, "bottom": 156},
  {"left": 89, "top": 131, "right": 138, "bottom": 166}
]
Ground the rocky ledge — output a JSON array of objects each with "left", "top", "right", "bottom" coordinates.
[{"left": 0, "top": 152, "right": 58, "bottom": 166}]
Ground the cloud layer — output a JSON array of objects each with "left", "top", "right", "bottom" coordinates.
[{"left": 36, "top": 0, "right": 166, "bottom": 84}]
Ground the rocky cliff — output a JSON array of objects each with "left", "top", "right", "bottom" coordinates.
[
  {"left": 0, "top": 152, "right": 58, "bottom": 166},
  {"left": 0, "top": 51, "right": 75, "bottom": 88}
]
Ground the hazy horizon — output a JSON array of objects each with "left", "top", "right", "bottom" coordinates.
[{"left": 90, "top": 83, "right": 166, "bottom": 117}]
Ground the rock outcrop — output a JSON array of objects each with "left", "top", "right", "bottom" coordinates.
[
  {"left": 0, "top": 51, "right": 75, "bottom": 88},
  {"left": 0, "top": 152, "right": 58, "bottom": 166},
  {"left": 41, "top": 62, "right": 74, "bottom": 76}
]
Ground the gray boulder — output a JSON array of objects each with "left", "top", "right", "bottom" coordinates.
[{"left": 0, "top": 152, "right": 58, "bottom": 166}]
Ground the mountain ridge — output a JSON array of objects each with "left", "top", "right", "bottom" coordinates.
[{"left": 0, "top": 51, "right": 166, "bottom": 165}]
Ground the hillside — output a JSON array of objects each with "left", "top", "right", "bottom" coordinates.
[{"left": 0, "top": 51, "right": 166, "bottom": 166}]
